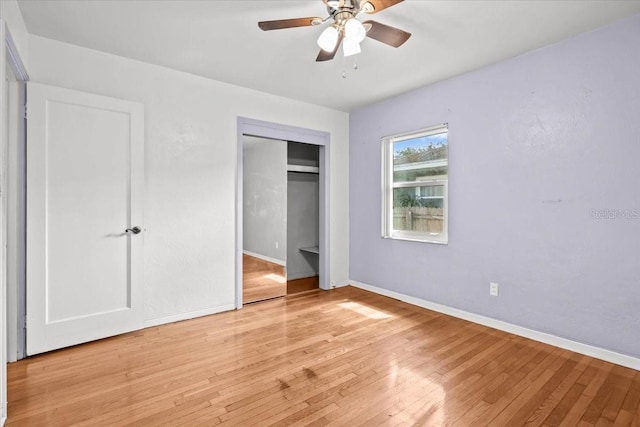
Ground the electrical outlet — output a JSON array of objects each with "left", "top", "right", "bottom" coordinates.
[
  {"left": 489, "top": 282, "right": 499, "bottom": 297},
  {"left": 331, "top": 280, "right": 336, "bottom": 288},
  {"left": 275, "top": 241, "right": 279, "bottom": 249}
]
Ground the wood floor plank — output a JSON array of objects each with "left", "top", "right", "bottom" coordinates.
[
  {"left": 482, "top": 348, "right": 569, "bottom": 425},
  {"left": 606, "top": 368, "right": 637, "bottom": 410},
  {"left": 613, "top": 372, "right": 640, "bottom": 427},
  {"left": 6, "top": 286, "right": 640, "bottom": 426},
  {"left": 529, "top": 356, "right": 591, "bottom": 424},
  {"left": 454, "top": 345, "right": 562, "bottom": 425},
  {"left": 506, "top": 354, "right": 583, "bottom": 426},
  {"left": 287, "top": 276, "right": 319, "bottom": 294}
]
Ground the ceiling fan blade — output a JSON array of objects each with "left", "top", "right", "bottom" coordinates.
[
  {"left": 258, "top": 17, "right": 322, "bottom": 31},
  {"left": 363, "top": 20, "right": 411, "bottom": 47},
  {"left": 361, "top": 0, "right": 404, "bottom": 14},
  {"left": 316, "top": 33, "right": 344, "bottom": 62}
]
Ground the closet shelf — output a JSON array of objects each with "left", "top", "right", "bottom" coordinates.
[
  {"left": 287, "top": 164, "right": 319, "bottom": 174},
  {"left": 299, "top": 246, "right": 319, "bottom": 255}
]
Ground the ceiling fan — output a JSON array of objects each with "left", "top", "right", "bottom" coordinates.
[{"left": 258, "top": 0, "right": 411, "bottom": 62}]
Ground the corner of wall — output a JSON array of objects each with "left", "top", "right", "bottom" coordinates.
[{"left": 0, "top": 0, "right": 29, "bottom": 74}]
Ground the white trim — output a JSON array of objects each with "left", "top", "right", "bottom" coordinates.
[
  {"left": 393, "top": 159, "right": 448, "bottom": 172},
  {"left": 4, "top": 29, "right": 27, "bottom": 82},
  {"left": 394, "top": 178, "right": 447, "bottom": 188},
  {"left": 242, "top": 250, "right": 286, "bottom": 267},
  {"left": 349, "top": 280, "right": 640, "bottom": 371},
  {"left": 1, "top": 20, "right": 8, "bottom": 425},
  {"left": 144, "top": 304, "right": 236, "bottom": 328},
  {"left": 381, "top": 123, "right": 448, "bottom": 141},
  {"left": 382, "top": 234, "right": 448, "bottom": 245},
  {"left": 331, "top": 280, "right": 350, "bottom": 289},
  {"left": 4, "top": 23, "right": 27, "bottom": 363}
]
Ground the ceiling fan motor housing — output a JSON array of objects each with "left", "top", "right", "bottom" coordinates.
[
  {"left": 328, "top": 0, "right": 361, "bottom": 20},
  {"left": 333, "top": 11, "right": 357, "bottom": 27}
]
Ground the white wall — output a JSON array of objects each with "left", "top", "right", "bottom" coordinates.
[{"left": 28, "top": 35, "right": 350, "bottom": 324}]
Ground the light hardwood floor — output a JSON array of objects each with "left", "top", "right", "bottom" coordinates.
[
  {"left": 7, "top": 287, "right": 640, "bottom": 426},
  {"left": 243, "top": 254, "right": 286, "bottom": 303},
  {"left": 287, "top": 276, "right": 319, "bottom": 295}
]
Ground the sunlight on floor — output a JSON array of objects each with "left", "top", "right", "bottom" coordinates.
[
  {"left": 264, "top": 273, "right": 286, "bottom": 284},
  {"left": 338, "top": 301, "right": 394, "bottom": 319},
  {"left": 387, "top": 357, "right": 446, "bottom": 424}
]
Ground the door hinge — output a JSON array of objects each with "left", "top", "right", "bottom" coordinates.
[{"left": 24, "top": 104, "right": 27, "bottom": 120}]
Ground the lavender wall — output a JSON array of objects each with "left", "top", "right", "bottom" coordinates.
[{"left": 349, "top": 15, "right": 640, "bottom": 357}]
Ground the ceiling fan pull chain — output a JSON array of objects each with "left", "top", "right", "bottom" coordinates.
[{"left": 342, "top": 54, "right": 347, "bottom": 78}]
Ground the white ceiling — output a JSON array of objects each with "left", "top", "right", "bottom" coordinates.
[{"left": 17, "top": 0, "right": 640, "bottom": 112}]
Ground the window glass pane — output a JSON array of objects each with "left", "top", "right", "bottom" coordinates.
[
  {"left": 393, "top": 132, "right": 448, "bottom": 183},
  {"left": 393, "top": 186, "right": 445, "bottom": 233},
  {"left": 419, "top": 186, "right": 444, "bottom": 198}
]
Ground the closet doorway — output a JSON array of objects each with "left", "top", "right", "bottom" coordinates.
[
  {"left": 236, "top": 118, "right": 329, "bottom": 308},
  {"left": 286, "top": 142, "right": 320, "bottom": 295}
]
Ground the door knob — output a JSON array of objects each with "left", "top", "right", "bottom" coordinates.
[{"left": 125, "top": 226, "right": 142, "bottom": 234}]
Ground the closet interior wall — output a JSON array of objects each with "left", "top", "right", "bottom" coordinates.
[{"left": 286, "top": 142, "right": 320, "bottom": 282}]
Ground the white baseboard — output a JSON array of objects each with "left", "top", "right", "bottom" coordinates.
[
  {"left": 243, "top": 250, "right": 285, "bottom": 266},
  {"left": 144, "top": 304, "right": 236, "bottom": 328},
  {"left": 349, "top": 280, "right": 640, "bottom": 371},
  {"left": 331, "top": 280, "right": 350, "bottom": 289}
]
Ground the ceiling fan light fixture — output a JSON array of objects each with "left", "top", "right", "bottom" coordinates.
[
  {"left": 360, "top": 1, "right": 375, "bottom": 13},
  {"left": 343, "top": 37, "right": 361, "bottom": 57},
  {"left": 344, "top": 18, "right": 366, "bottom": 43},
  {"left": 326, "top": 0, "right": 340, "bottom": 9},
  {"left": 317, "top": 26, "right": 340, "bottom": 52}
]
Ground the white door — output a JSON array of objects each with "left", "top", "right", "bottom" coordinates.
[{"left": 26, "top": 82, "right": 144, "bottom": 355}]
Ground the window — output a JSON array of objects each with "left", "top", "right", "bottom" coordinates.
[{"left": 382, "top": 124, "right": 448, "bottom": 244}]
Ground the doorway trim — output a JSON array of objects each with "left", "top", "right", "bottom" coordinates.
[
  {"left": 1, "top": 19, "right": 29, "bottom": 422},
  {"left": 4, "top": 23, "right": 28, "bottom": 364},
  {"left": 236, "top": 117, "right": 330, "bottom": 309},
  {"left": 5, "top": 26, "right": 29, "bottom": 82}
]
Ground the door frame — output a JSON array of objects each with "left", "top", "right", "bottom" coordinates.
[
  {"left": 4, "top": 30, "right": 27, "bottom": 362},
  {"left": 236, "top": 117, "right": 330, "bottom": 309},
  {"left": 1, "top": 19, "right": 29, "bottom": 421}
]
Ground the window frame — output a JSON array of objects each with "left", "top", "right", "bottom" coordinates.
[{"left": 381, "top": 124, "right": 449, "bottom": 244}]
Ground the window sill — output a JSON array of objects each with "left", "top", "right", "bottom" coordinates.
[{"left": 382, "top": 234, "right": 448, "bottom": 245}]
